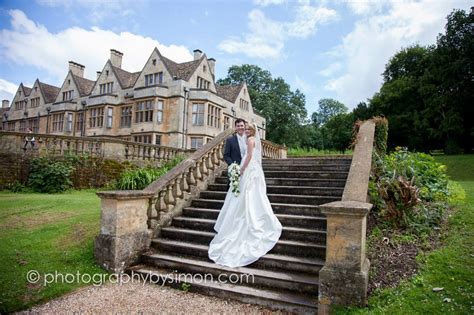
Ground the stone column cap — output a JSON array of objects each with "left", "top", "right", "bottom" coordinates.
[
  {"left": 96, "top": 190, "right": 155, "bottom": 200},
  {"left": 320, "top": 200, "right": 372, "bottom": 217}
]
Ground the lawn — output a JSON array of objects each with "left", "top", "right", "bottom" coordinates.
[
  {"left": 0, "top": 190, "right": 103, "bottom": 313},
  {"left": 337, "top": 154, "right": 474, "bottom": 314}
]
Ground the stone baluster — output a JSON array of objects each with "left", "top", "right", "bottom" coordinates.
[
  {"left": 165, "top": 183, "right": 175, "bottom": 210},
  {"left": 173, "top": 177, "right": 183, "bottom": 199},
  {"left": 200, "top": 156, "right": 209, "bottom": 176},
  {"left": 187, "top": 166, "right": 196, "bottom": 186},
  {"left": 180, "top": 172, "right": 190, "bottom": 192}
]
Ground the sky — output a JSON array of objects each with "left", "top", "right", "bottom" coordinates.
[{"left": 0, "top": 0, "right": 471, "bottom": 115}]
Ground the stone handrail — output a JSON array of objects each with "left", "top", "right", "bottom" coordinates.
[
  {"left": 0, "top": 131, "right": 184, "bottom": 163},
  {"left": 318, "top": 120, "right": 375, "bottom": 314},
  {"left": 94, "top": 128, "right": 287, "bottom": 272},
  {"left": 262, "top": 139, "right": 287, "bottom": 159},
  {"left": 142, "top": 128, "right": 235, "bottom": 235}
]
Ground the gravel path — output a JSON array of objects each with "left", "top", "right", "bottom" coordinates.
[{"left": 18, "top": 281, "right": 280, "bottom": 314}]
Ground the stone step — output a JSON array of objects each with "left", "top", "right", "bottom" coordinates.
[
  {"left": 263, "top": 157, "right": 351, "bottom": 165},
  {"left": 149, "top": 239, "right": 324, "bottom": 274},
  {"left": 198, "top": 191, "right": 340, "bottom": 205},
  {"left": 152, "top": 237, "right": 326, "bottom": 260},
  {"left": 182, "top": 208, "right": 327, "bottom": 229},
  {"left": 262, "top": 171, "right": 349, "bottom": 179},
  {"left": 207, "top": 184, "right": 344, "bottom": 196},
  {"left": 129, "top": 266, "right": 318, "bottom": 313},
  {"left": 263, "top": 164, "right": 350, "bottom": 172},
  {"left": 214, "top": 176, "right": 347, "bottom": 188},
  {"left": 190, "top": 200, "right": 324, "bottom": 216},
  {"left": 162, "top": 224, "right": 326, "bottom": 244},
  {"left": 140, "top": 253, "right": 320, "bottom": 295}
]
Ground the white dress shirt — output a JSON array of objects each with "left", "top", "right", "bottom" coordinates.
[{"left": 237, "top": 134, "right": 247, "bottom": 159}]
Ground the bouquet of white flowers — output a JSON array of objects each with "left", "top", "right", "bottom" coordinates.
[{"left": 228, "top": 162, "right": 241, "bottom": 197}]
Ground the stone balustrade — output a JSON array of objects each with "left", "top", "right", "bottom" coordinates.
[
  {"left": 318, "top": 120, "right": 375, "bottom": 314},
  {"left": 0, "top": 131, "right": 184, "bottom": 163},
  {"left": 262, "top": 139, "right": 287, "bottom": 159},
  {"left": 94, "top": 128, "right": 288, "bottom": 272}
]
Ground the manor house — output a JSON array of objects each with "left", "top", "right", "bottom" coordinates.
[{"left": 1, "top": 48, "right": 265, "bottom": 149}]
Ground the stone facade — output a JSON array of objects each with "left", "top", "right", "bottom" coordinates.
[{"left": 1, "top": 48, "right": 265, "bottom": 149}]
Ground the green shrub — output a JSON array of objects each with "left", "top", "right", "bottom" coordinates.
[
  {"left": 28, "top": 156, "right": 75, "bottom": 193},
  {"left": 115, "top": 155, "right": 186, "bottom": 190},
  {"left": 7, "top": 181, "right": 32, "bottom": 193},
  {"left": 370, "top": 147, "right": 453, "bottom": 231}
]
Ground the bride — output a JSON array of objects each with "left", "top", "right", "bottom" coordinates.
[{"left": 208, "top": 123, "right": 282, "bottom": 268}]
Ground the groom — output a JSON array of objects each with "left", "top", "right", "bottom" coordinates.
[{"left": 223, "top": 118, "right": 246, "bottom": 166}]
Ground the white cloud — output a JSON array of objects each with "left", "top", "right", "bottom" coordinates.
[
  {"left": 294, "top": 75, "right": 312, "bottom": 93},
  {"left": 345, "top": 0, "right": 386, "bottom": 15},
  {"left": 36, "top": 0, "right": 139, "bottom": 23},
  {"left": 253, "top": 0, "right": 287, "bottom": 6},
  {"left": 0, "top": 10, "right": 193, "bottom": 85},
  {"left": 218, "top": 9, "right": 285, "bottom": 59},
  {"left": 219, "top": 4, "right": 338, "bottom": 59},
  {"left": 0, "top": 78, "right": 18, "bottom": 102},
  {"left": 319, "top": 63, "right": 342, "bottom": 77},
  {"left": 286, "top": 5, "right": 339, "bottom": 38},
  {"left": 324, "top": 0, "right": 471, "bottom": 108}
]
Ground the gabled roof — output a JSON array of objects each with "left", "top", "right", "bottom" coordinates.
[
  {"left": 38, "top": 81, "right": 60, "bottom": 103},
  {"left": 111, "top": 65, "right": 140, "bottom": 89},
  {"left": 72, "top": 74, "right": 95, "bottom": 97},
  {"left": 216, "top": 83, "right": 243, "bottom": 103},
  {"left": 23, "top": 86, "right": 32, "bottom": 96},
  {"left": 19, "top": 83, "right": 32, "bottom": 97},
  {"left": 161, "top": 55, "right": 203, "bottom": 81}
]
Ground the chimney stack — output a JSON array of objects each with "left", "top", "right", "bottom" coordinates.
[
  {"left": 2, "top": 100, "right": 10, "bottom": 109},
  {"left": 110, "top": 49, "right": 123, "bottom": 68},
  {"left": 193, "top": 49, "right": 202, "bottom": 60},
  {"left": 96, "top": 71, "right": 101, "bottom": 79},
  {"left": 208, "top": 58, "right": 216, "bottom": 76},
  {"left": 68, "top": 61, "right": 85, "bottom": 77}
]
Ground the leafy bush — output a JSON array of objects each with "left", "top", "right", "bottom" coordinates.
[
  {"left": 370, "top": 147, "right": 453, "bottom": 231},
  {"left": 7, "top": 181, "right": 32, "bottom": 193},
  {"left": 115, "top": 155, "right": 186, "bottom": 190},
  {"left": 28, "top": 156, "right": 75, "bottom": 193}
]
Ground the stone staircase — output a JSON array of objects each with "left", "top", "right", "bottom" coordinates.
[{"left": 130, "top": 156, "right": 352, "bottom": 313}]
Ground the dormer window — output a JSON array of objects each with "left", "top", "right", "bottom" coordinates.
[
  {"left": 67, "top": 79, "right": 71, "bottom": 85},
  {"left": 99, "top": 82, "right": 114, "bottom": 94},
  {"left": 203, "top": 65, "right": 207, "bottom": 72},
  {"left": 106, "top": 70, "right": 109, "bottom": 76},
  {"left": 152, "top": 59, "right": 156, "bottom": 66},
  {"left": 19, "top": 91, "right": 21, "bottom": 96},
  {"left": 63, "top": 90, "right": 74, "bottom": 101},
  {"left": 145, "top": 72, "right": 163, "bottom": 86},
  {"left": 34, "top": 86, "right": 38, "bottom": 92}
]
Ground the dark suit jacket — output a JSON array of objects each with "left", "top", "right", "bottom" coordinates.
[{"left": 223, "top": 135, "right": 242, "bottom": 165}]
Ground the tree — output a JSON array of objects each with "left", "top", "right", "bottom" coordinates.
[
  {"left": 322, "top": 113, "right": 355, "bottom": 153},
  {"left": 423, "top": 9, "right": 474, "bottom": 153},
  {"left": 218, "top": 64, "right": 307, "bottom": 147},
  {"left": 312, "top": 98, "right": 348, "bottom": 126}
]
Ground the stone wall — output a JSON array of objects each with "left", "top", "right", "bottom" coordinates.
[{"left": 0, "top": 152, "right": 134, "bottom": 190}]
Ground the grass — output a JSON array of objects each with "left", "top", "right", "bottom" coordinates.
[
  {"left": 0, "top": 190, "right": 103, "bottom": 313},
  {"left": 288, "top": 147, "right": 352, "bottom": 156},
  {"left": 336, "top": 154, "right": 474, "bottom": 314}
]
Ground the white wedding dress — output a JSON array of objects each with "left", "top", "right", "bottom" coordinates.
[{"left": 208, "top": 129, "right": 282, "bottom": 268}]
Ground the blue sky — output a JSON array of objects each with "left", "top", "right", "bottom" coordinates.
[{"left": 0, "top": 0, "right": 471, "bottom": 115}]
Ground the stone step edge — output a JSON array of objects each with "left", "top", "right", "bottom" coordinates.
[
  {"left": 162, "top": 225, "right": 327, "bottom": 237},
  {"left": 143, "top": 253, "right": 320, "bottom": 286},
  {"left": 129, "top": 267, "right": 318, "bottom": 310},
  {"left": 152, "top": 238, "right": 326, "bottom": 254},
  {"left": 208, "top": 184, "right": 344, "bottom": 190},
  {"left": 183, "top": 208, "right": 327, "bottom": 220},
  {"left": 147, "top": 243, "right": 325, "bottom": 269}
]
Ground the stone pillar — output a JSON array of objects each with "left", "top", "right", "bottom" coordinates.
[
  {"left": 318, "top": 200, "right": 372, "bottom": 314},
  {"left": 94, "top": 190, "right": 154, "bottom": 273}
]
